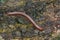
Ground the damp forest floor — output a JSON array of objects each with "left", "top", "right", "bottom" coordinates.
[{"left": 0, "top": 0, "right": 60, "bottom": 40}]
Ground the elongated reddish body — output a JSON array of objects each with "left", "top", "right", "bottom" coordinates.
[{"left": 7, "top": 12, "right": 43, "bottom": 31}]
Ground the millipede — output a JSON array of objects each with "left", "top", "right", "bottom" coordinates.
[{"left": 7, "top": 12, "right": 43, "bottom": 31}]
